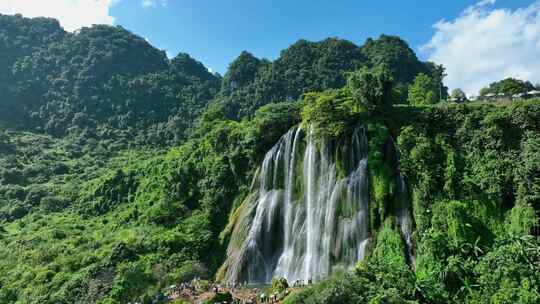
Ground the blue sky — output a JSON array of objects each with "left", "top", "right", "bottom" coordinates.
[{"left": 2, "top": 0, "right": 540, "bottom": 95}]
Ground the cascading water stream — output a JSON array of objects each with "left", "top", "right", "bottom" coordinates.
[
  {"left": 393, "top": 139, "right": 415, "bottom": 267},
  {"left": 223, "top": 125, "right": 371, "bottom": 284}
]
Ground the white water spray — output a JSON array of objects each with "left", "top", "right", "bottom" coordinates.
[{"left": 224, "top": 126, "right": 370, "bottom": 283}]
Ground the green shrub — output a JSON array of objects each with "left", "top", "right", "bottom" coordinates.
[
  {"left": 108, "top": 261, "right": 155, "bottom": 303},
  {"left": 301, "top": 89, "right": 359, "bottom": 140},
  {"left": 506, "top": 203, "right": 538, "bottom": 237},
  {"left": 271, "top": 277, "right": 289, "bottom": 294},
  {"left": 470, "top": 236, "right": 540, "bottom": 304}
]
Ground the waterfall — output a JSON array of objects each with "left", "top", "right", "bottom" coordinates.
[
  {"left": 224, "top": 125, "right": 370, "bottom": 284},
  {"left": 393, "top": 140, "right": 415, "bottom": 266}
]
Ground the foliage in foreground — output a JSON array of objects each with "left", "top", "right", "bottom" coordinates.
[
  {"left": 284, "top": 98, "right": 540, "bottom": 304},
  {"left": 0, "top": 13, "right": 539, "bottom": 304},
  {"left": 0, "top": 103, "right": 301, "bottom": 304}
]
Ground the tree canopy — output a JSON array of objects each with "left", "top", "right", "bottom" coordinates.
[
  {"left": 361, "top": 35, "right": 427, "bottom": 84},
  {"left": 1, "top": 17, "right": 220, "bottom": 144},
  {"left": 217, "top": 35, "right": 445, "bottom": 120},
  {"left": 479, "top": 77, "right": 535, "bottom": 97},
  {"left": 407, "top": 73, "right": 440, "bottom": 105},
  {"left": 450, "top": 88, "right": 467, "bottom": 102},
  {"left": 347, "top": 65, "right": 394, "bottom": 113},
  {"left": 1, "top": 13, "right": 537, "bottom": 304}
]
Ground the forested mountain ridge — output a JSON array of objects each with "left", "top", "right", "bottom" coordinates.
[
  {"left": 1, "top": 14, "right": 443, "bottom": 136},
  {"left": 1, "top": 14, "right": 221, "bottom": 145},
  {"left": 0, "top": 14, "right": 65, "bottom": 126},
  {"left": 218, "top": 35, "right": 445, "bottom": 119},
  {"left": 0, "top": 14, "right": 538, "bottom": 304}
]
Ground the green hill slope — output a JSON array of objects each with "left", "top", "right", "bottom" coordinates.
[{"left": 0, "top": 14, "right": 538, "bottom": 304}]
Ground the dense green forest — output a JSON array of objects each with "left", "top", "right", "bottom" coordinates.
[{"left": 0, "top": 14, "right": 538, "bottom": 304}]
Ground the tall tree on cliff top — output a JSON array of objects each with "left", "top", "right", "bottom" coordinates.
[{"left": 347, "top": 65, "right": 394, "bottom": 113}]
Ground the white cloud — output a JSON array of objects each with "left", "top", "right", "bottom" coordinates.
[
  {"left": 476, "top": 0, "right": 496, "bottom": 8},
  {"left": 0, "top": 0, "right": 121, "bottom": 32},
  {"left": 422, "top": 1, "right": 540, "bottom": 96},
  {"left": 141, "top": 0, "right": 167, "bottom": 9}
]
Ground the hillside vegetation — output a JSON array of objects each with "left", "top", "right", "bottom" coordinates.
[{"left": 0, "top": 14, "right": 538, "bottom": 304}]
